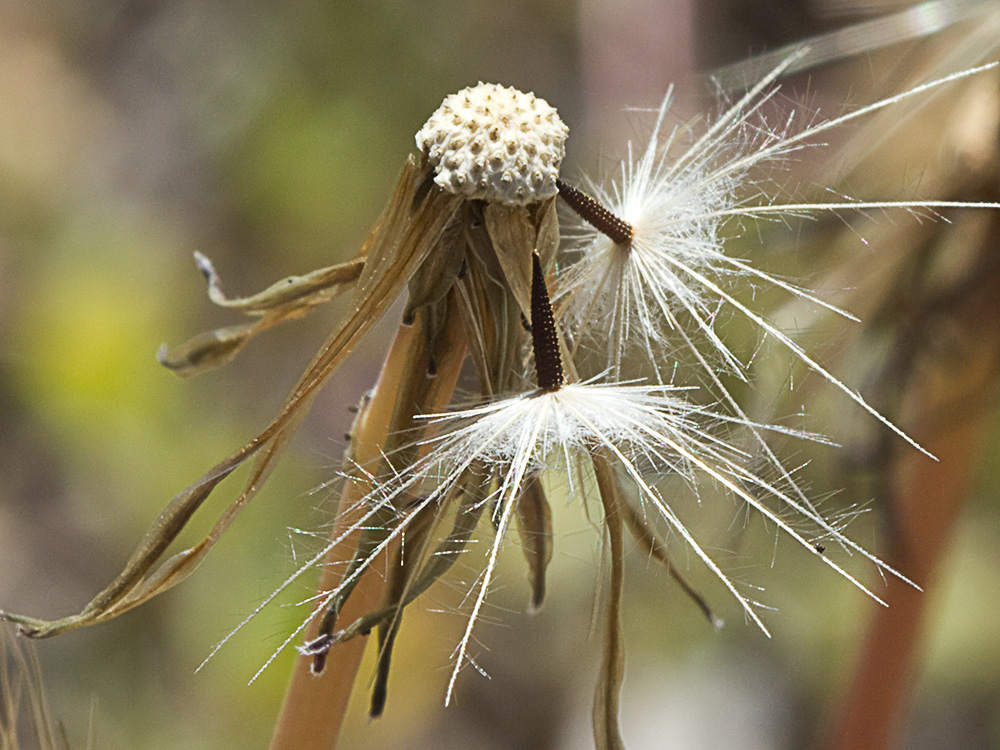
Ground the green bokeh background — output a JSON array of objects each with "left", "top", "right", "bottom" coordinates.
[{"left": 1, "top": 1, "right": 998, "bottom": 748}]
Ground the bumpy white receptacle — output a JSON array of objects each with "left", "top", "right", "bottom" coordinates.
[{"left": 415, "top": 83, "right": 568, "bottom": 206}]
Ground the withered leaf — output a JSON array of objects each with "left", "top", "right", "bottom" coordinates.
[
  {"left": 157, "top": 254, "right": 367, "bottom": 377},
  {"left": 1, "top": 156, "right": 462, "bottom": 639},
  {"left": 194, "top": 251, "right": 365, "bottom": 314}
]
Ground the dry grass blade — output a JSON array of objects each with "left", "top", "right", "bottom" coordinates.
[{"left": 1, "top": 628, "right": 69, "bottom": 750}]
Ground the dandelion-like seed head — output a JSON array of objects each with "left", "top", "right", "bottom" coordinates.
[
  {"left": 13, "top": 53, "right": 999, "bottom": 750},
  {"left": 557, "top": 62, "right": 1000, "bottom": 459},
  {"left": 559, "top": 95, "right": 756, "bottom": 375},
  {"left": 415, "top": 82, "right": 569, "bottom": 206},
  {"left": 428, "top": 383, "right": 704, "bottom": 473}
]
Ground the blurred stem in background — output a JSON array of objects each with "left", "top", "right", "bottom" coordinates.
[{"left": 821, "top": 81, "right": 1000, "bottom": 749}]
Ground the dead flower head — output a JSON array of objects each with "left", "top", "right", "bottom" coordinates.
[{"left": 4, "top": 61, "right": 1000, "bottom": 750}]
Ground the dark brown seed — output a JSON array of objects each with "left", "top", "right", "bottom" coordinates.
[
  {"left": 530, "top": 252, "right": 564, "bottom": 392},
  {"left": 556, "top": 179, "right": 634, "bottom": 246}
]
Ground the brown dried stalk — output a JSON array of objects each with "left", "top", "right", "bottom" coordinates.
[{"left": 271, "top": 307, "right": 468, "bottom": 750}]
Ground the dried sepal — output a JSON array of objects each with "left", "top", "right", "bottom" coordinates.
[
  {"left": 369, "top": 466, "right": 492, "bottom": 716},
  {"left": 533, "top": 191, "right": 561, "bottom": 267},
  {"left": 369, "top": 619, "right": 398, "bottom": 719},
  {"left": 455, "top": 203, "right": 527, "bottom": 396},
  {"left": 483, "top": 203, "right": 538, "bottom": 321},
  {"left": 303, "top": 466, "right": 487, "bottom": 675},
  {"left": 404, "top": 217, "right": 465, "bottom": 323},
  {"left": 157, "top": 314, "right": 292, "bottom": 378},
  {"left": 320, "top": 477, "right": 486, "bottom": 644},
  {"left": 513, "top": 476, "right": 554, "bottom": 610},
  {"left": 404, "top": 217, "right": 467, "bottom": 375},
  {"left": 369, "top": 496, "right": 438, "bottom": 718},
  {"left": 483, "top": 198, "right": 559, "bottom": 324}
]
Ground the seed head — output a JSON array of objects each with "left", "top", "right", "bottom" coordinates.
[{"left": 415, "top": 82, "right": 569, "bottom": 206}]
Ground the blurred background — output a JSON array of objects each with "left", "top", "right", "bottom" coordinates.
[{"left": 1, "top": 0, "right": 999, "bottom": 748}]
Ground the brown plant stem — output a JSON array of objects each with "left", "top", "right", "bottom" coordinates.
[
  {"left": 592, "top": 452, "right": 626, "bottom": 750},
  {"left": 270, "top": 310, "right": 466, "bottom": 750}
]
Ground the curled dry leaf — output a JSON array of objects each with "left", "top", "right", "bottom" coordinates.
[
  {"left": 1, "top": 156, "right": 463, "bottom": 638},
  {"left": 157, "top": 253, "right": 366, "bottom": 377}
]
